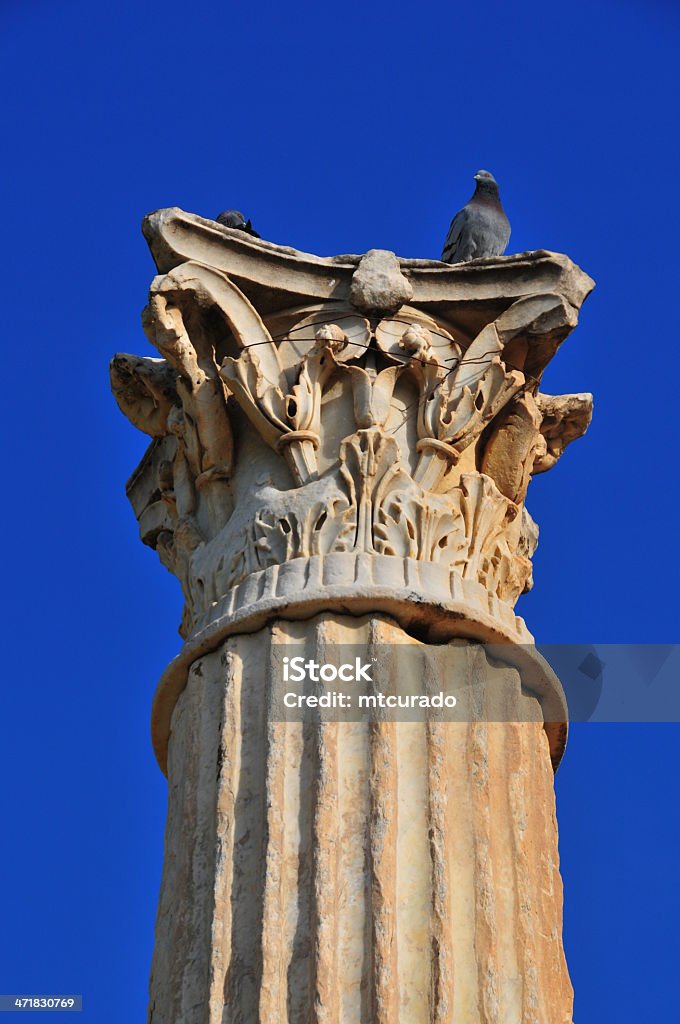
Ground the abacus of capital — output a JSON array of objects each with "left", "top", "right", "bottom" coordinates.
[{"left": 111, "top": 209, "right": 593, "bottom": 1024}]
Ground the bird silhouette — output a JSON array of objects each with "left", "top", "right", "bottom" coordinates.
[
  {"left": 215, "top": 210, "right": 261, "bottom": 238},
  {"left": 441, "top": 170, "right": 510, "bottom": 264}
]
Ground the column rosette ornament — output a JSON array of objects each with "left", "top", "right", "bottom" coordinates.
[{"left": 111, "top": 209, "right": 594, "bottom": 774}]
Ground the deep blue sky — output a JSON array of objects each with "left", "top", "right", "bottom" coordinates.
[{"left": 1, "top": 1, "right": 678, "bottom": 1020}]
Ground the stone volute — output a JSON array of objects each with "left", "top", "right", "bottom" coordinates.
[{"left": 112, "top": 207, "right": 593, "bottom": 1024}]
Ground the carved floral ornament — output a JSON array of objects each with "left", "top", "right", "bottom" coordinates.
[{"left": 111, "top": 240, "right": 592, "bottom": 642}]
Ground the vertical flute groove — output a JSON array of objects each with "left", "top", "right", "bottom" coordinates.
[
  {"left": 468, "top": 720, "right": 500, "bottom": 1024},
  {"left": 368, "top": 633, "right": 399, "bottom": 1023},
  {"left": 310, "top": 622, "right": 340, "bottom": 1024},
  {"left": 311, "top": 720, "right": 340, "bottom": 1022},
  {"left": 507, "top": 723, "right": 540, "bottom": 1024},
  {"left": 208, "top": 645, "right": 241, "bottom": 1023},
  {"left": 426, "top": 656, "right": 454, "bottom": 1024},
  {"left": 258, "top": 637, "right": 290, "bottom": 1023},
  {"left": 531, "top": 725, "right": 573, "bottom": 1021},
  {"left": 222, "top": 635, "right": 269, "bottom": 1024}
]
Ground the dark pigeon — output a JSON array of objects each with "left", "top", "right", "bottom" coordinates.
[
  {"left": 441, "top": 170, "right": 510, "bottom": 264},
  {"left": 215, "top": 209, "right": 261, "bottom": 238}
]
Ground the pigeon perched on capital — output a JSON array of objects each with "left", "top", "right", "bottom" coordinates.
[
  {"left": 441, "top": 170, "right": 510, "bottom": 264},
  {"left": 215, "top": 209, "right": 261, "bottom": 238}
]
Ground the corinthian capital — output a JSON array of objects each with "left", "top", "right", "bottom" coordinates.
[{"left": 111, "top": 209, "right": 593, "bottom": 770}]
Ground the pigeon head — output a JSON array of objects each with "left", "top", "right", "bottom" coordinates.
[
  {"left": 473, "top": 170, "right": 500, "bottom": 193},
  {"left": 216, "top": 210, "right": 246, "bottom": 229}
]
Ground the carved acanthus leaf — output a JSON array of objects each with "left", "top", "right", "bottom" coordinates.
[
  {"left": 339, "top": 430, "right": 412, "bottom": 552},
  {"left": 287, "top": 335, "right": 342, "bottom": 434},
  {"left": 221, "top": 346, "right": 289, "bottom": 448},
  {"left": 110, "top": 354, "right": 178, "bottom": 437},
  {"left": 457, "top": 473, "right": 519, "bottom": 591},
  {"left": 375, "top": 490, "right": 466, "bottom": 564},
  {"left": 225, "top": 496, "right": 355, "bottom": 589},
  {"left": 141, "top": 268, "right": 236, "bottom": 521},
  {"left": 343, "top": 364, "right": 404, "bottom": 430},
  {"left": 436, "top": 320, "right": 525, "bottom": 444},
  {"left": 534, "top": 392, "right": 593, "bottom": 472},
  {"left": 481, "top": 392, "right": 546, "bottom": 503},
  {"left": 408, "top": 321, "right": 525, "bottom": 493},
  {"left": 221, "top": 335, "right": 345, "bottom": 485}
]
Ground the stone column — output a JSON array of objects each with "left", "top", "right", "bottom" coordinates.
[{"left": 111, "top": 209, "right": 593, "bottom": 1024}]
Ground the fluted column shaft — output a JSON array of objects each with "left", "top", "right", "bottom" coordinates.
[{"left": 148, "top": 615, "right": 572, "bottom": 1024}]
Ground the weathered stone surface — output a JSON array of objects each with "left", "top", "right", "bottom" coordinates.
[
  {"left": 149, "top": 615, "right": 573, "bottom": 1024},
  {"left": 534, "top": 392, "right": 593, "bottom": 472},
  {"left": 481, "top": 393, "right": 546, "bottom": 504},
  {"left": 110, "top": 353, "right": 178, "bottom": 437},
  {"left": 142, "top": 208, "right": 594, "bottom": 335},
  {"left": 349, "top": 248, "right": 414, "bottom": 315},
  {"left": 111, "top": 247, "right": 589, "bottom": 686},
  {"left": 111, "top": 211, "right": 593, "bottom": 1024}
]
